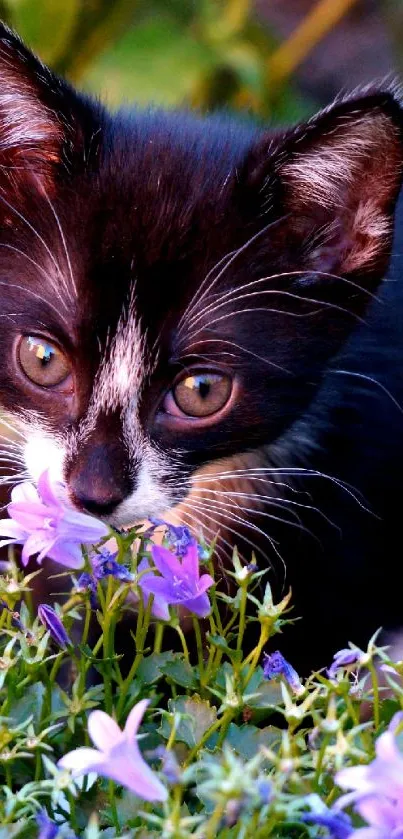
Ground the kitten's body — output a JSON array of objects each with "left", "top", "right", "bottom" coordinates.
[{"left": 0, "top": 25, "right": 402, "bottom": 671}]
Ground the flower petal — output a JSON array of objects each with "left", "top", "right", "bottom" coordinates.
[
  {"left": 37, "top": 470, "right": 64, "bottom": 507},
  {"left": 99, "top": 750, "right": 167, "bottom": 801},
  {"left": 197, "top": 573, "right": 214, "bottom": 593},
  {"left": 0, "top": 518, "right": 28, "bottom": 540},
  {"left": 183, "top": 592, "right": 211, "bottom": 618},
  {"left": 59, "top": 509, "right": 109, "bottom": 542},
  {"left": 181, "top": 540, "right": 200, "bottom": 579},
  {"left": 21, "top": 531, "right": 51, "bottom": 565},
  {"left": 139, "top": 574, "right": 176, "bottom": 600},
  {"left": 11, "top": 481, "right": 40, "bottom": 504},
  {"left": 151, "top": 545, "right": 183, "bottom": 580},
  {"left": 88, "top": 710, "right": 123, "bottom": 752},
  {"left": 7, "top": 502, "right": 53, "bottom": 531},
  {"left": 357, "top": 795, "right": 398, "bottom": 829},
  {"left": 58, "top": 747, "right": 105, "bottom": 775},
  {"left": 123, "top": 699, "right": 149, "bottom": 744},
  {"left": 47, "top": 541, "right": 85, "bottom": 570}
]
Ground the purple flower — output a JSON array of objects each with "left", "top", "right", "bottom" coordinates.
[
  {"left": 58, "top": 699, "right": 167, "bottom": 801},
  {"left": 38, "top": 604, "right": 72, "bottom": 650},
  {"left": 137, "top": 540, "right": 214, "bottom": 620},
  {"left": 76, "top": 551, "right": 134, "bottom": 608},
  {"left": 263, "top": 651, "right": 304, "bottom": 696},
  {"left": 335, "top": 712, "right": 403, "bottom": 838},
  {"left": 328, "top": 647, "right": 368, "bottom": 680},
  {"left": 149, "top": 518, "right": 194, "bottom": 556},
  {"left": 92, "top": 551, "right": 135, "bottom": 583},
  {"left": 0, "top": 471, "right": 109, "bottom": 569},
  {"left": 301, "top": 810, "right": 352, "bottom": 838},
  {"left": 36, "top": 809, "right": 59, "bottom": 839}
]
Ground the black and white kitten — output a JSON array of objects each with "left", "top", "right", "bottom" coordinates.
[{"left": 0, "top": 23, "right": 402, "bottom": 672}]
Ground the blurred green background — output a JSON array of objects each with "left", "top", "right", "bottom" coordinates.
[{"left": 0, "top": 0, "right": 402, "bottom": 123}]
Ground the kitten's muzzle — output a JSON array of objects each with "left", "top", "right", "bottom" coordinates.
[{"left": 67, "top": 441, "right": 132, "bottom": 519}]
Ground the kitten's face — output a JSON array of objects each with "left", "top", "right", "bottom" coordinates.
[{"left": 0, "top": 26, "right": 402, "bottom": 539}]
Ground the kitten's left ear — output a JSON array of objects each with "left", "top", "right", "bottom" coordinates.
[
  {"left": 0, "top": 23, "right": 98, "bottom": 194},
  {"left": 244, "top": 88, "right": 403, "bottom": 287}
]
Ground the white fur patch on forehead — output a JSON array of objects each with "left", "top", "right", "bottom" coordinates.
[{"left": 88, "top": 293, "right": 149, "bottom": 420}]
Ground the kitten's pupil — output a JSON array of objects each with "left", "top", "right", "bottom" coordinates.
[
  {"left": 187, "top": 375, "right": 210, "bottom": 399},
  {"left": 28, "top": 337, "right": 54, "bottom": 366}
]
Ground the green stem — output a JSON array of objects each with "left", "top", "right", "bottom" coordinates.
[
  {"left": 153, "top": 623, "right": 164, "bottom": 654},
  {"left": 185, "top": 708, "right": 234, "bottom": 765},
  {"left": 175, "top": 625, "right": 190, "bottom": 663},
  {"left": 368, "top": 660, "right": 380, "bottom": 730},
  {"left": 313, "top": 733, "right": 330, "bottom": 788},
  {"left": 243, "top": 624, "right": 270, "bottom": 688},
  {"left": 236, "top": 584, "right": 248, "bottom": 652},
  {"left": 116, "top": 596, "right": 152, "bottom": 719},
  {"left": 193, "top": 617, "right": 205, "bottom": 682},
  {"left": 103, "top": 576, "right": 115, "bottom": 715},
  {"left": 109, "top": 780, "right": 120, "bottom": 832}
]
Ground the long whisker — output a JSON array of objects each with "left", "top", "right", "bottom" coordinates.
[
  {"left": 180, "top": 337, "right": 291, "bottom": 374},
  {"left": 331, "top": 369, "right": 403, "bottom": 416},
  {"left": 184, "top": 270, "right": 379, "bottom": 332},
  {"left": 0, "top": 280, "right": 69, "bottom": 326},
  {"left": 42, "top": 190, "right": 76, "bottom": 302},
  {"left": 181, "top": 293, "right": 363, "bottom": 348},
  {"left": 176, "top": 216, "right": 288, "bottom": 333},
  {"left": 0, "top": 243, "right": 69, "bottom": 313},
  {"left": 0, "top": 193, "right": 60, "bottom": 274}
]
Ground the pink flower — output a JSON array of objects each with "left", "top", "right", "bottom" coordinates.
[
  {"left": 335, "top": 712, "right": 403, "bottom": 838},
  {"left": 58, "top": 699, "right": 167, "bottom": 801},
  {"left": 138, "top": 540, "right": 214, "bottom": 620},
  {"left": 0, "top": 471, "right": 109, "bottom": 569}
]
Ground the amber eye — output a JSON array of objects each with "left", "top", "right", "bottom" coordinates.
[
  {"left": 171, "top": 372, "right": 232, "bottom": 418},
  {"left": 18, "top": 336, "right": 71, "bottom": 389}
]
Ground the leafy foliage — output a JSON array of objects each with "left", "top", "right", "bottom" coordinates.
[{"left": 0, "top": 524, "right": 401, "bottom": 836}]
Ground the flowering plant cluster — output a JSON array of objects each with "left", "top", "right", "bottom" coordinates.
[{"left": 0, "top": 471, "right": 402, "bottom": 837}]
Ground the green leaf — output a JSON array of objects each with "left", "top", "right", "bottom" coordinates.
[
  {"left": 137, "top": 652, "right": 174, "bottom": 685},
  {"left": 9, "top": 682, "right": 45, "bottom": 727},
  {"left": 9, "top": 0, "right": 80, "bottom": 65},
  {"left": 82, "top": 17, "right": 215, "bottom": 107},
  {"left": 160, "top": 695, "right": 217, "bottom": 747},
  {"left": 160, "top": 655, "right": 198, "bottom": 689},
  {"left": 225, "top": 722, "right": 281, "bottom": 759}
]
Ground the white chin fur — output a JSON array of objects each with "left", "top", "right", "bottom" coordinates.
[{"left": 24, "top": 435, "right": 65, "bottom": 485}]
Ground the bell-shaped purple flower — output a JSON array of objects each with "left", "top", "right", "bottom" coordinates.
[
  {"left": 38, "top": 604, "right": 72, "bottom": 649},
  {"left": 138, "top": 539, "right": 214, "bottom": 620},
  {"left": 0, "top": 470, "right": 109, "bottom": 569},
  {"left": 59, "top": 699, "right": 167, "bottom": 801},
  {"left": 327, "top": 646, "right": 368, "bottom": 680},
  {"left": 263, "top": 650, "right": 304, "bottom": 696}
]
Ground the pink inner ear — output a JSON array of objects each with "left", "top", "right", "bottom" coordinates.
[
  {"left": 0, "top": 57, "right": 64, "bottom": 194},
  {"left": 280, "top": 109, "right": 403, "bottom": 275}
]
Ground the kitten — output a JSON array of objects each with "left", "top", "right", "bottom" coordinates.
[{"left": 0, "top": 23, "right": 402, "bottom": 672}]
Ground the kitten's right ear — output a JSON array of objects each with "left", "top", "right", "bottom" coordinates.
[{"left": 0, "top": 23, "right": 98, "bottom": 194}]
